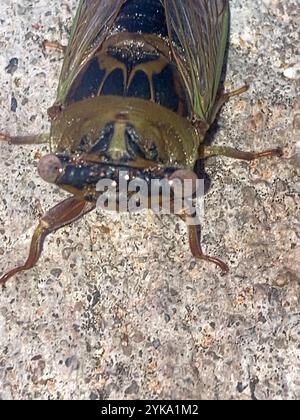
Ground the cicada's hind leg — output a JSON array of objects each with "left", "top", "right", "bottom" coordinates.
[
  {"left": 42, "top": 40, "right": 66, "bottom": 53},
  {"left": 208, "top": 85, "right": 250, "bottom": 125},
  {"left": 1, "top": 37, "right": 66, "bottom": 145},
  {"left": 0, "top": 198, "right": 95, "bottom": 286}
]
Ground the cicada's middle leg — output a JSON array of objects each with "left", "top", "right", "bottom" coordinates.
[
  {"left": 0, "top": 133, "right": 49, "bottom": 145},
  {"left": 198, "top": 84, "right": 284, "bottom": 161},
  {"left": 199, "top": 145, "right": 283, "bottom": 161}
]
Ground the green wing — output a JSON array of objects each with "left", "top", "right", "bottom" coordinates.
[
  {"left": 57, "top": 0, "right": 125, "bottom": 103},
  {"left": 164, "top": 0, "right": 229, "bottom": 123}
]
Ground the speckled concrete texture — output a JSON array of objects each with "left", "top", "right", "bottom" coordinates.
[{"left": 0, "top": 0, "right": 299, "bottom": 400}]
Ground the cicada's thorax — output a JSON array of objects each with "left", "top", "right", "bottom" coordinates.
[
  {"left": 65, "top": 0, "right": 189, "bottom": 118},
  {"left": 51, "top": 0, "right": 201, "bottom": 171}
]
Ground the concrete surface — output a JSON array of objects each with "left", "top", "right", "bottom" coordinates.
[{"left": 0, "top": 0, "right": 299, "bottom": 400}]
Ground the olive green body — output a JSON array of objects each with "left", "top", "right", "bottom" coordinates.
[
  {"left": 50, "top": 96, "right": 201, "bottom": 167},
  {"left": 47, "top": 0, "right": 228, "bottom": 200},
  {"left": 2, "top": 1, "right": 246, "bottom": 285}
]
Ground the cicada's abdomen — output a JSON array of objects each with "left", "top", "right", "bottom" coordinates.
[{"left": 65, "top": 0, "right": 190, "bottom": 117}]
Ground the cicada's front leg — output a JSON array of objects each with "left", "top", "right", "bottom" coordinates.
[
  {"left": 188, "top": 223, "right": 229, "bottom": 274},
  {"left": 0, "top": 198, "right": 95, "bottom": 286},
  {"left": 169, "top": 170, "right": 229, "bottom": 274},
  {"left": 180, "top": 212, "right": 229, "bottom": 274}
]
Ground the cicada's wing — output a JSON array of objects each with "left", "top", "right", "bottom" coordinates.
[
  {"left": 164, "top": 0, "right": 229, "bottom": 123},
  {"left": 57, "top": 0, "right": 125, "bottom": 103}
]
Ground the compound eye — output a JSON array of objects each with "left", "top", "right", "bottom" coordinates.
[
  {"left": 169, "top": 170, "right": 199, "bottom": 194},
  {"left": 38, "top": 154, "right": 63, "bottom": 184}
]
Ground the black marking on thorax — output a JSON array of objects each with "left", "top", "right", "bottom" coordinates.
[
  {"left": 65, "top": 0, "right": 189, "bottom": 116},
  {"left": 114, "top": 0, "right": 168, "bottom": 37},
  {"left": 74, "top": 122, "right": 160, "bottom": 164}
]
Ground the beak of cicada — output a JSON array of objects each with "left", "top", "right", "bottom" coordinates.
[{"left": 38, "top": 154, "right": 64, "bottom": 184}]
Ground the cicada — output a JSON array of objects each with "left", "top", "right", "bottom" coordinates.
[{"left": 0, "top": 0, "right": 282, "bottom": 285}]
